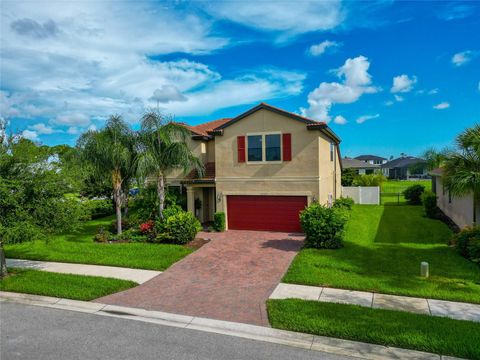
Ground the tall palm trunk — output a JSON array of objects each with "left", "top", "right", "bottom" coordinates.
[
  {"left": 112, "top": 169, "right": 123, "bottom": 235},
  {"left": 157, "top": 172, "right": 166, "bottom": 220}
]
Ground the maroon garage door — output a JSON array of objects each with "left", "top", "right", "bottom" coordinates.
[{"left": 227, "top": 195, "right": 307, "bottom": 232}]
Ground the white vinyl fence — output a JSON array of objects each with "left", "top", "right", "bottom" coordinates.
[{"left": 342, "top": 186, "right": 380, "bottom": 205}]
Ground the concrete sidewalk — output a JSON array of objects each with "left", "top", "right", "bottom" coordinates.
[
  {"left": 6, "top": 259, "right": 161, "bottom": 284},
  {"left": 0, "top": 291, "right": 463, "bottom": 360},
  {"left": 270, "top": 283, "right": 480, "bottom": 322}
]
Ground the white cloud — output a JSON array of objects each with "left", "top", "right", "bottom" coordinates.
[
  {"left": 53, "top": 113, "right": 91, "bottom": 127},
  {"left": 394, "top": 94, "right": 404, "bottom": 102},
  {"left": 202, "top": 1, "right": 344, "bottom": 37},
  {"left": 29, "top": 122, "right": 58, "bottom": 134},
  {"left": 21, "top": 129, "right": 38, "bottom": 140},
  {"left": 391, "top": 74, "right": 417, "bottom": 93},
  {"left": 452, "top": 51, "right": 474, "bottom": 66},
  {"left": 433, "top": 102, "right": 450, "bottom": 110},
  {"left": 1, "top": 2, "right": 312, "bottom": 129},
  {"left": 300, "top": 56, "right": 379, "bottom": 122},
  {"left": 308, "top": 40, "right": 341, "bottom": 56},
  {"left": 428, "top": 88, "right": 439, "bottom": 95},
  {"left": 356, "top": 114, "right": 379, "bottom": 124},
  {"left": 384, "top": 100, "right": 394, "bottom": 106},
  {"left": 333, "top": 115, "right": 347, "bottom": 125},
  {"left": 67, "top": 127, "right": 79, "bottom": 135}
]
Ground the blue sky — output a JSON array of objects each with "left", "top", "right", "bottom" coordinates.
[{"left": 1, "top": 0, "right": 479, "bottom": 158}]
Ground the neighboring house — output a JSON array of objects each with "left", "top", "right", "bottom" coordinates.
[
  {"left": 342, "top": 157, "right": 380, "bottom": 174},
  {"left": 381, "top": 156, "right": 427, "bottom": 179},
  {"left": 430, "top": 168, "right": 477, "bottom": 228},
  {"left": 354, "top": 154, "right": 387, "bottom": 165},
  {"left": 167, "top": 102, "right": 342, "bottom": 232}
]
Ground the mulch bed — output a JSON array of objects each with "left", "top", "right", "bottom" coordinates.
[{"left": 185, "top": 237, "right": 210, "bottom": 250}]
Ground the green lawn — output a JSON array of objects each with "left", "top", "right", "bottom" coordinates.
[
  {"left": 0, "top": 268, "right": 136, "bottom": 300},
  {"left": 283, "top": 205, "right": 480, "bottom": 303},
  {"left": 267, "top": 299, "right": 480, "bottom": 360},
  {"left": 5, "top": 215, "right": 193, "bottom": 271},
  {"left": 381, "top": 180, "right": 432, "bottom": 205}
]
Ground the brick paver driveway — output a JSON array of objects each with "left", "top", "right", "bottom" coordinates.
[{"left": 97, "top": 230, "right": 304, "bottom": 326}]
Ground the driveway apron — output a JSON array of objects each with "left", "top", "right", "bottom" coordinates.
[{"left": 96, "top": 230, "right": 303, "bottom": 326}]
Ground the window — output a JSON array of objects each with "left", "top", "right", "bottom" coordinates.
[
  {"left": 247, "top": 133, "right": 282, "bottom": 162},
  {"left": 265, "top": 134, "right": 281, "bottom": 161},
  {"left": 330, "top": 143, "right": 335, "bottom": 162},
  {"left": 247, "top": 135, "right": 263, "bottom": 162}
]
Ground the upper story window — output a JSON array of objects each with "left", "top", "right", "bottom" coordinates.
[
  {"left": 330, "top": 142, "right": 335, "bottom": 162},
  {"left": 247, "top": 133, "right": 281, "bottom": 162}
]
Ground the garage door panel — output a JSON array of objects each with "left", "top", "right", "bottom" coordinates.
[{"left": 227, "top": 195, "right": 307, "bottom": 232}]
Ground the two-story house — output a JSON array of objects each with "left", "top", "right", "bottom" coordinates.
[{"left": 167, "top": 103, "right": 342, "bottom": 232}]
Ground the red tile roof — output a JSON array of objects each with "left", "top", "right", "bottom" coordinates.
[
  {"left": 186, "top": 162, "right": 215, "bottom": 180},
  {"left": 185, "top": 118, "right": 232, "bottom": 136}
]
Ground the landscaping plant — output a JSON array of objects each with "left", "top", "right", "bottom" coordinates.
[
  {"left": 403, "top": 184, "right": 425, "bottom": 205},
  {"left": 332, "top": 197, "right": 355, "bottom": 211},
  {"left": 214, "top": 212, "right": 226, "bottom": 232},
  {"left": 422, "top": 191, "right": 439, "bottom": 218},
  {"left": 453, "top": 227, "right": 480, "bottom": 263},
  {"left": 300, "top": 203, "right": 348, "bottom": 249},
  {"left": 352, "top": 173, "right": 386, "bottom": 186},
  {"left": 156, "top": 210, "right": 201, "bottom": 244}
]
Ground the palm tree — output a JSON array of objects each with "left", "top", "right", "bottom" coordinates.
[
  {"left": 137, "top": 111, "right": 203, "bottom": 220},
  {"left": 77, "top": 116, "right": 136, "bottom": 234},
  {"left": 443, "top": 124, "right": 480, "bottom": 225}
]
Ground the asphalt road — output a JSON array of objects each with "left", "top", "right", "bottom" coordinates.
[{"left": 1, "top": 302, "right": 353, "bottom": 360}]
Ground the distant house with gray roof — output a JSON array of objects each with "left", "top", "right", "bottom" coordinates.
[
  {"left": 342, "top": 157, "right": 380, "bottom": 174},
  {"left": 354, "top": 154, "right": 387, "bottom": 165},
  {"left": 381, "top": 156, "right": 427, "bottom": 179}
]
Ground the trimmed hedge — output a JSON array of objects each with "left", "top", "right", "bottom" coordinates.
[
  {"left": 403, "top": 184, "right": 425, "bottom": 205},
  {"left": 332, "top": 197, "right": 355, "bottom": 211},
  {"left": 453, "top": 227, "right": 480, "bottom": 263},
  {"left": 214, "top": 212, "right": 226, "bottom": 232},
  {"left": 156, "top": 211, "right": 201, "bottom": 245},
  {"left": 422, "top": 191, "right": 439, "bottom": 218}
]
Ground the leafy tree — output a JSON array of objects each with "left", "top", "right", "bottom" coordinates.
[
  {"left": 137, "top": 112, "right": 203, "bottom": 220},
  {"left": 443, "top": 124, "right": 480, "bottom": 225},
  {"left": 352, "top": 173, "right": 386, "bottom": 186},
  {"left": 422, "top": 147, "right": 448, "bottom": 171},
  {"left": 341, "top": 168, "right": 357, "bottom": 186},
  {"left": 77, "top": 115, "right": 136, "bottom": 234}
]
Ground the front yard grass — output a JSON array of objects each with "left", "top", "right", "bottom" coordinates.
[
  {"left": 283, "top": 205, "right": 480, "bottom": 304},
  {"left": 267, "top": 299, "right": 480, "bottom": 360},
  {"left": 0, "top": 268, "right": 137, "bottom": 301},
  {"left": 4, "top": 215, "right": 193, "bottom": 271}
]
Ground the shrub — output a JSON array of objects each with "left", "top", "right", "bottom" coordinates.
[
  {"left": 86, "top": 199, "right": 114, "bottom": 219},
  {"left": 214, "top": 212, "right": 226, "bottom": 232},
  {"left": 109, "top": 218, "right": 132, "bottom": 233},
  {"left": 300, "top": 203, "right": 348, "bottom": 249},
  {"left": 453, "top": 227, "right": 480, "bottom": 262},
  {"left": 93, "top": 227, "right": 112, "bottom": 243},
  {"left": 110, "top": 228, "right": 138, "bottom": 242},
  {"left": 0, "top": 222, "right": 43, "bottom": 244},
  {"left": 352, "top": 173, "right": 386, "bottom": 187},
  {"left": 161, "top": 205, "right": 182, "bottom": 220},
  {"left": 403, "top": 184, "right": 425, "bottom": 205},
  {"left": 422, "top": 191, "right": 439, "bottom": 218},
  {"left": 156, "top": 211, "right": 201, "bottom": 245},
  {"left": 333, "top": 197, "right": 355, "bottom": 211}
]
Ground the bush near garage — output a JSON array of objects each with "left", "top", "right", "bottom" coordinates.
[
  {"left": 300, "top": 203, "right": 348, "bottom": 249},
  {"left": 156, "top": 210, "right": 201, "bottom": 245},
  {"left": 332, "top": 197, "right": 355, "bottom": 211},
  {"left": 214, "top": 212, "right": 226, "bottom": 232}
]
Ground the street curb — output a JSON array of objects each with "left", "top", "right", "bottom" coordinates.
[{"left": 0, "top": 291, "right": 465, "bottom": 360}]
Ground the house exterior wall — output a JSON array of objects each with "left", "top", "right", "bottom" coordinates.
[
  {"left": 213, "top": 108, "right": 339, "bottom": 219},
  {"left": 434, "top": 176, "right": 476, "bottom": 229}
]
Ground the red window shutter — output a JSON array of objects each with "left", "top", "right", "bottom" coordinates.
[
  {"left": 237, "top": 136, "right": 246, "bottom": 163},
  {"left": 282, "top": 133, "right": 292, "bottom": 161}
]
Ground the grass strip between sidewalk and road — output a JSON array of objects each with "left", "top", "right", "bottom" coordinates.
[
  {"left": 0, "top": 268, "right": 137, "bottom": 301},
  {"left": 267, "top": 299, "right": 480, "bottom": 360}
]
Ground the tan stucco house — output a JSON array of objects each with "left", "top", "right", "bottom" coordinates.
[{"left": 167, "top": 103, "right": 342, "bottom": 232}]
